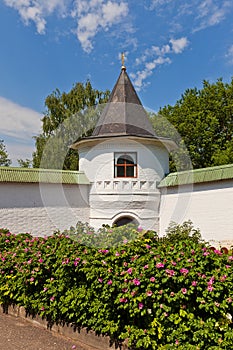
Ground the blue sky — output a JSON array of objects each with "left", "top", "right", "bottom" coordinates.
[{"left": 0, "top": 0, "right": 233, "bottom": 165}]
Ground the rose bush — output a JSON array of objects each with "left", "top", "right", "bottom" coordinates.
[{"left": 0, "top": 224, "right": 232, "bottom": 349}]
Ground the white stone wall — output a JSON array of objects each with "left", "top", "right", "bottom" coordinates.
[
  {"left": 160, "top": 180, "right": 233, "bottom": 247},
  {"left": 0, "top": 183, "right": 90, "bottom": 236},
  {"left": 79, "top": 138, "right": 169, "bottom": 231}
]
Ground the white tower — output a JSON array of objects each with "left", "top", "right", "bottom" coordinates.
[{"left": 71, "top": 63, "right": 175, "bottom": 231}]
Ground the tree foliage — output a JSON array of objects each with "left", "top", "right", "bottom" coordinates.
[
  {"left": 0, "top": 139, "right": 11, "bottom": 166},
  {"left": 17, "top": 158, "right": 32, "bottom": 168},
  {"left": 152, "top": 78, "right": 233, "bottom": 170},
  {"left": 33, "top": 81, "right": 110, "bottom": 169}
]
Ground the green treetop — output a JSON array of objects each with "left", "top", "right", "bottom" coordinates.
[
  {"left": 33, "top": 80, "right": 110, "bottom": 170},
  {"left": 0, "top": 139, "right": 11, "bottom": 167},
  {"left": 152, "top": 78, "right": 233, "bottom": 171}
]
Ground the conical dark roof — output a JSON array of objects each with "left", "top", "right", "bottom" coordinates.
[{"left": 92, "top": 67, "right": 156, "bottom": 137}]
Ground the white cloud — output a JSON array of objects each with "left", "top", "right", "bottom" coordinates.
[
  {"left": 170, "top": 37, "right": 189, "bottom": 54},
  {"left": 74, "top": 0, "right": 129, "bottom": 52},
  {"left": 132, "top": 37, "right": 189, "bottom": 90},
  {"left": 3, "top": 0, "right": 68, "bottom": 34},
  {"left": 193, "top": 0, "right": 231, "bottom": 32},
  {"left": 226, "top": 45, "right": 233, "bottom": 65},
  {"left": 133, "top": 57, "right": 171, "bottom": 90},
  {"left": 0, "top": 96, "right": 42, "bottom": 164},
  {"left": 147, "top": 0, "right": 173, "bottom": 10},
  {"left": 0, "top": 96, "right": 42, "bottom": 140},
  {"left": 3, "top": 0, "right": 129, "bottom": 52},
  {"left": 147, "top": 0, "right": 232, "bottom": 33}
]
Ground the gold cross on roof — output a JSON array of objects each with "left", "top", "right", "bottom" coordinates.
[{"left": 121, "top": 52, "right": 126, "bottom": 70}]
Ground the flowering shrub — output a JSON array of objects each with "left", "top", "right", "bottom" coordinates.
[
  {"left": 61, "top": 221, "right": 144, "bottom": 248},
  {"left": 0, "top": 225, "right": 233, "bottom": 349}
]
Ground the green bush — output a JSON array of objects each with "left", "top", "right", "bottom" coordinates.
[{"left": 0, "top": 224, "right": 232, "bottom": 349}]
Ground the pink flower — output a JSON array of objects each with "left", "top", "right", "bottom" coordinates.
[
  {"left": 30, "top": 277, "right": 34, "bottom": 282},
  {"left": 192, "top": 281, "right": 197, "bottom": 286},
  {"left": 123, "top": 262, "right": 128, "bottom": 267},
  {"left": 38, "top": 258, "right": 43, "bottom": 263},
  {"left": 166, "top": 269, "right": 175, "bottom": 276},
  {"left": 207, "top": 285, "right": 214, "bottom": 292},
  {"left": 144, "top": 264, "right": 149, "bottom": 269},
  {"left": 131, "top": 290, "right": 137, "bottom": 296},
  {"left": 225, "top": 265, "right": 231, "bottom": 269},
  {"left": 214, "top": 302, "right": 220, "bottom": 307},
  {"left": 127, "top": 268, "right": 133, "bottom": 274},
  {"left": 115, "top": 252, "right": 120, "bottom": 256},
  {"left": 214, "top": 249, "right": 222, "bottom": 255},
  {"left": 133, "top": 278, "right": 140, "bottom": 286},
  {"left": 159, "top": 290, "right": 163, "bottom": 294},
  {"left": 138, "top": 303, "right": 144, "bottom": 310},
  {"left": 98, "top": 278, "right": 103, "bottom": 283},
  {"left": 171, "top": 261, "right": 177, "bottom": 266},
  {"left": 160, "top": 304, "right": 163, "bottom": 308},
  {"left": 180, "top": 268, "right": 189, "bottom": 275},
  {"left": 156, "top": 262, "right": 164, "bottom": 268},
  {"left": 170, "top": 292, "right": 175, "bottom": 297},
  {"left": 50, "top": 296, "right": 55, "bottom": 301},
  {"left": 119, "top": 297, "right": 128, "bottom": 303},
  {"left": 207, "top": 277, "right": 215, "bottom": 285},
  {"left": 40, "top": 306, "right": 45, "bottom": 311},
  {"left": 150, "top": 276, "right": 155, "bottom": 282},
  {"left": 107, "top": 280, "right": 112, "bottom": 285},
  {"left": 146, "top": 291, "right": 153, "bottom": 297},
  {"left": 220, "top": 275, "right": 227, "bottom": 282},
  {"left": 98, "top": 249, "right": 109, "bottom": 254},
  {"left": 137, "top": 226, "right": 143, "bottom": 232},
  {"left": 203, "top": 252, "right": 210, "bottom": 256},
  {"left": 228, "top": 256, "right": 233, "bottom": 261},
  {"left": 175, "top": 340, "right": 179, "bottom": 345},
  {"left": 181, "top": 288, "right": 187, "bottom": 294},
  {"left": 122, "top": 288, "right": 128, "bottom": 293},
  {"left": 145, "top": 244, "right": 151, "bottom": 249},
  {"left": 62, "top": 258, "right": 70, "bottom": 265}
]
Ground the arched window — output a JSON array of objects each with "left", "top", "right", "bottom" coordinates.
[
  {"left": 114, "top": 152, "right": 137, "bottom": 178},
  {"left": 114, "top": 216, "right": 138, "bottom": 227}
]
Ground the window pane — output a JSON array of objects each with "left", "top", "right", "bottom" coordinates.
[
  {"left": 126, "top": 166, "right": 135, "bottom": 177},
  {"left": 117, "top": 166, "right": 125, "bottom": 177}
]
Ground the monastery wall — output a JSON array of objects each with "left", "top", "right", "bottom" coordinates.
[
  {"left": 159, "top": 179, "right": 233, "bottom": 248},
  {"left": 0, "top": 182, "right": 90, "bottom": 236}
]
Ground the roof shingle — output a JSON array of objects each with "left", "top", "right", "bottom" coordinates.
[
  {"left": 0, "top": 167, "right": 89, "bottom": 184},
  {"left": 158, "top": 164, "right": 233, "bottom": 188}
]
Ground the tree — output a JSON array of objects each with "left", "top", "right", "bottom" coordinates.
[
  {"left": 17, "top": 158, "right": 32, "bottom": 168},
  {"left": 0, "top": 139, "right": 11, "bottom": 166},
  {"left": 33, "top": 80, "right": 110, "bottom": 169},
  {"left": 152, "top": 78, "right": 233, "bottom": 171}
]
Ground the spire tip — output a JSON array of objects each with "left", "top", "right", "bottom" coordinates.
[{"left": 121, "top": 52, "right": 126, "bottom": 71}]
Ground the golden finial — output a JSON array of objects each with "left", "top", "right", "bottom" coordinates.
[{"left": 121, "top": 52, "right": 126, "bottom": 70}]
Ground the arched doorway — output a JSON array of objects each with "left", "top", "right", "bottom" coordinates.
[{"left": 113, "top": 216, "right": 138, "bottom": 227}]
